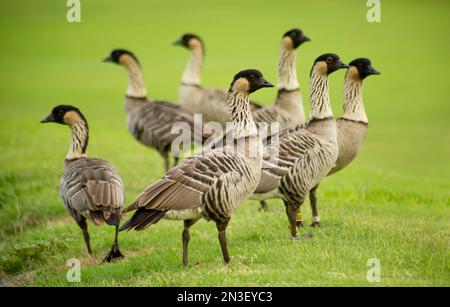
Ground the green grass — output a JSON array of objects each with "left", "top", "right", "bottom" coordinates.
[{"left": 0, "top": 0, "right": 449, "bottom": 286}]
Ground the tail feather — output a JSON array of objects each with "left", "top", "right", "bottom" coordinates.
[
  {"left": 105, "top": 211, "right": 121, "bottom": 226},
  {"left": 120, "top": 208, "right": 166, "bottom": 231},
  {"left": 90, "top": 211, "right": 105, "bottom": 225}
]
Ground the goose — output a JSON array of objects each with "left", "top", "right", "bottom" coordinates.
[
  {"left": 251, "top": 28, "right": 311, "bottom": 211},
  {"left": 41, "top": 105, "right": 124, "bottom": 262},
  {"left": 103, "top": 49, "right": 205, "bottom": 171},
  {"left": 307, "top": 58, "right": 380, "bottom": 227},
  {"left": 120, "top": 69, "right": 274, "bottom": 265},
  {"left": 174, "top": 34, "right": 262, "bottom": 125},
  {"left": 252, "top": 54, "right": 348, "bottom": 238}
]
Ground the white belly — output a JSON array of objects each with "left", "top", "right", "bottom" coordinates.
[{"left": 164, "top": 207, "right": 204, "bottom": 220}]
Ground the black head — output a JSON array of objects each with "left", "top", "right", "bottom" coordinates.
[
  {"left": 348, "top": 58, "right": 380, "bottom": 79},
  {"left": 313, "top": 53, "right": 349, "bottom": 75},
  {"left": 229, "top": 69, "right": 274, "bottom": 93},
  {"left": 103, "top": 49, "right": 139, "bottom": 65},
  {"left": 283, "top": 28, "right": 311, "bottom": 48},
  {"left": 40, "top": 105, "right": 86, "bottom": 125},
  {"left": 173, "top": 33, "right": 203, "bottom": 49}
]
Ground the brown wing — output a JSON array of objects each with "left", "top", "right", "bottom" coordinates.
[
  {"left": 123, "top": 149, "right": 237, "bottom": 213},
  {"left": 60, "top": 158, "right": 124, "bottom": 225},
  {"left": 120, "top": 148, "right": 251, "bottom": 231},
  {"left": 131, "top": 100, "right": 207, "bottom": 150},
  {"left": 255, "top": 128, "right": 319, "bottom": 193}
]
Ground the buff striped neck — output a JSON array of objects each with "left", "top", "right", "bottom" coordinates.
[
  {"left": 67, "top": 120, "right": 89, "bottom": 160},
  {"left": 277, "top": 47, "right": 299, "bottom": 91},
  {"left": 309, "top": 67, "right": 333, "bottom": 120},
  {"left": 123, "top": 57, "right": 147, "bottom": 98},
  {"left": 181, "top": 44, "right": 203, "bottom": 86},
  {"left": 227, "top": 90, "right": 257, "bottom": 139},
  {"left": 342, "top": 76, "right": 367, "bottom": 123}
]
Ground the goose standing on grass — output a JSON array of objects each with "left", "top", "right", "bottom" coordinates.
[
  {"left": 41, "top": 105, "right": 124, "bottom": 262},
  {"left": 120, "top": 70, "right": 274, "bottom": 265},
  {"left": 252, "top": 54, "right": 348, "bottom": 238},
  {"left": 307, "top": 58, "right": 380, "bottom": 227},
  {"left": 103, "top": 49, "right": 204, "bottom": 171},
  {"left": 251, "top": 28, "right": 311, "bottom": 211},
  {"left": 174, "top": 34, "right": 262, "bottom": 125}
]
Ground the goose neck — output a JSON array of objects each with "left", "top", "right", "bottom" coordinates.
[
  {"left": 67, "top": 119, "right": 89, "bottom": 160},
  {"left": 277, "top": 46, "right": 299, "bottom": 91},
  {"left": 123, "top": 58, "right": 147, "bottom": 98},
  {"left": 342, "top": 76, "right": 367, "bottom": 123},
  {"left": 227, "top": 91, "right": 257, "bottom": 139},
  {"left": 309, "top": 68, "right": 333, "bottom": 120},
  {"left": 181, "top": 46, "right": 203, "bottom": 86}
]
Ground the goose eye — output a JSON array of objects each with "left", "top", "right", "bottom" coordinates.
[
  {"left": 326, "top": 57, "right": 333, "bottom": 64},
  {"left": 248, "top": 75, "right": 255, "bottom": 81},
  {"left": 291, "top": 32, "right": 297, "bottom": 37}
]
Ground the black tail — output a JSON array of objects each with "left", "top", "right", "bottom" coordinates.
[
  {"left": 105, "top": 210, "right": 121, "bottom": 226},
  {"left": 119, "top": 208, "right": 166, "bottom": 232}
]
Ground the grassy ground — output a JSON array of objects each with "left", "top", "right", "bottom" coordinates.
[{"left": 0, "top": 0, "right": 449, "bottom": 286}]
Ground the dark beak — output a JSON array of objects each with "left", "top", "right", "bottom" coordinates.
[
  {"left": 338, "top": 60, "right": 349, "bottom": 69},
  {"left": 302, "top": 35, "right": 311, "bottom": 42},
  {"left": 173, "top": 39, "right": 183, "bottom": 46},
  {"left": 369, "top": 66, "right": 381, "bottom": 75},
  {"left": 260, "top": 78, "right": 274, "bottom": 88},
  {"left": 40, "top": 113, "right": 55, "bottom": 123},
  {"left": 102, "top": 55, "right": 113, "bottom": 63}
]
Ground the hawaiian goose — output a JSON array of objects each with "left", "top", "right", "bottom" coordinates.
[
  {"left": 308, "top": 58, "right": 380, "bottom": 227},
  {"left": 174, "top": 34, "right": 262, "bottom": 125},
  {"left": 251, "top": 28, "right": 310, "bottom": 211},
  {"left": 103, "top": 49, "right": 205, "bottom": 171},
  {"left": 41, "top": 105, "right": 124, "bottom": 262},
  {"left": 252, "top": 54, "right": 348, "bottom": 239},
  {"left": 120, "top": 70, "right": 274, "bottom": 265}
]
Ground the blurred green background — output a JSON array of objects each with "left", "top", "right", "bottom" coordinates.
[{"left": 0, "top": 0, "right": 448, "bottom": 286}]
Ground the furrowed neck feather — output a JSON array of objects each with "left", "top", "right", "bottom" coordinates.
[
  {"left": 342, "top": 74, "right": 367, "bottom": 123},
  {"left": 67, "top": 120, "right": 88, "bottom": 160},
  {"left": 278, "top": 46, "right": 299, "bottom": 91},
  {"left": 123, "top": 57, "right": 147, "bottom": 98},
  {"left": 309, "top": 67, "right": 333, "bottom": 120},
  {"left": 227, "top": 90, "right": 257, "bottom": 139},
  {"left": 182, "top": 46, "right": 203, "bottom": 86}
]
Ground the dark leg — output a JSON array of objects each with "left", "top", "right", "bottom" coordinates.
[
  {"left": 104, "top": 225, "right": 124, "bottom": 263},
  {"left": 296, "top": 210, "right": 304, "bottom": 228},
  {"left": 309, "top": 184, "right": 320, "bottom": 227},
  {"left": 182, "top": 219, "right": 198, "bottom": 267},
  {"left": 284, "top": 200, "right": 300, "bottom": 240},
  {"left": 76, "top": 218, "right": 92, "bottom": 255},
  {"left": 161, "top": 151, "right": 170, "bottom": 172},
  {"left": 259, "top": 200, "right": 269, "bottom": 212},
  {"left": 216, "top": 219, "right": 231, "bottom": 264},
  {"left": 174, "top": 156, "right": 180, "bottom": 167}
]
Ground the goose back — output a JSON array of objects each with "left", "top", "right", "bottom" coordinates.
[
  {"left": 61, "top": 157, "right": 124, "bottom": 225},
  {"left": 255, "top": 118, "right": 337, "bottom": 197},
  {"left": 124, "top": 146, "right": 261, "bottom": 224},
  {"left": 125, "top": 96, "right": 200, "bottom": 153}
]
